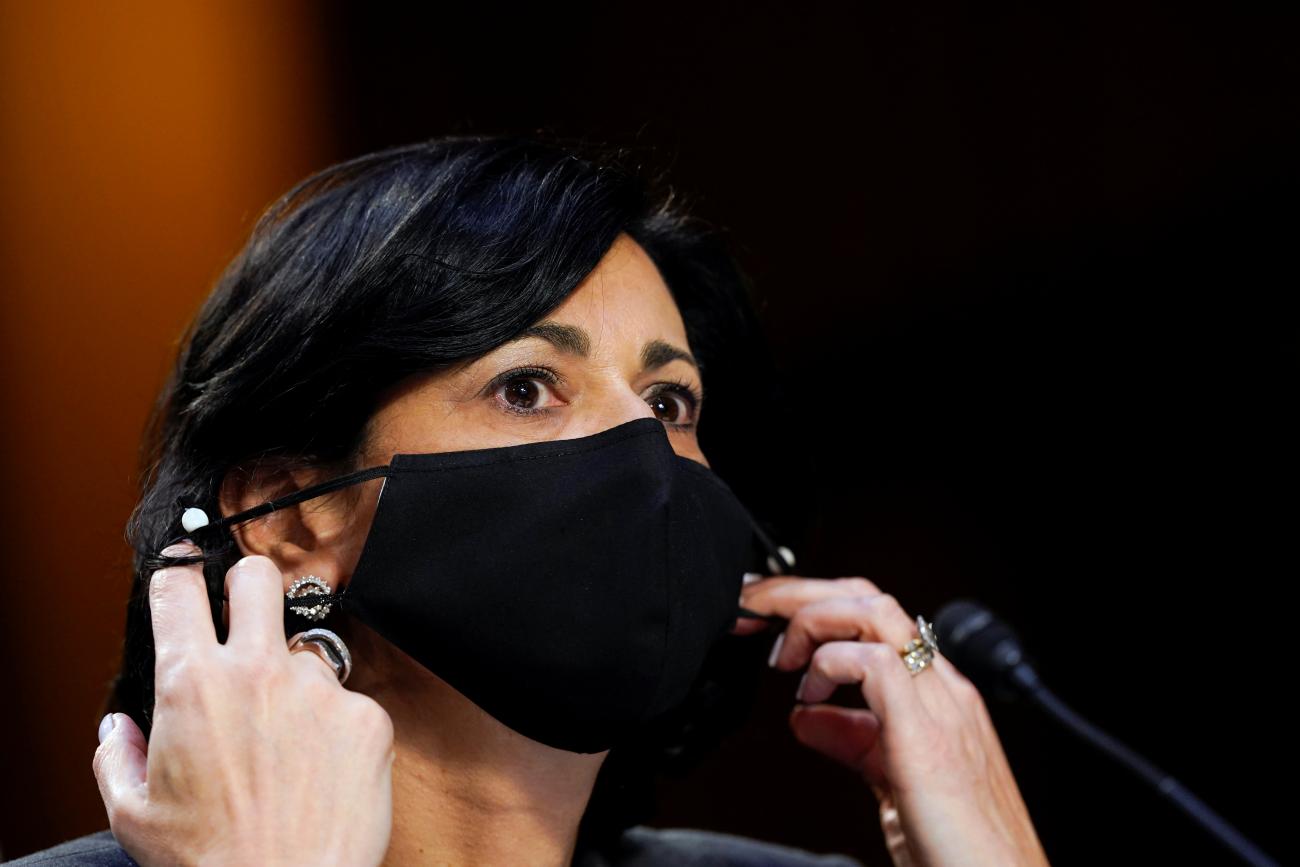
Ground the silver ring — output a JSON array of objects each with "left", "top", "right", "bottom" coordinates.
[
  {"left": 898, "top": 615, "right": 939, "bottom": 676},
  {"left": 288, "top": 628, "right": 353, "bottom": 684}
]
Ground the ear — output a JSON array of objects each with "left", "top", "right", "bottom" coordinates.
[{"left": 217, "top": 461, "right": 363, "bottom": 594}]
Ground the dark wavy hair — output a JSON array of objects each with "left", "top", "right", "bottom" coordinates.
[{"left": 103, "top": 133, "right": 782, "bottom": 853}]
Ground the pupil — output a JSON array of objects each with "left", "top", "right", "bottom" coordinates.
[
  {"left": 508, "top": 380, "right": 538, "bottom": 408},
  {"left": 652, "top": 396, "right": 678, "bottom": 422}
]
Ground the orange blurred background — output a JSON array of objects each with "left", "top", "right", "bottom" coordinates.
[{"left": 0, "top": 1, "right": 333, "bottom": 856}]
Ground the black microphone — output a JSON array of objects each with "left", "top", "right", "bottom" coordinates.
[{"left": 933, "top": 598, "right": 1279, "bottom": 867}]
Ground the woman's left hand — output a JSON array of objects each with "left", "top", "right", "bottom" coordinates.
[{"left": 733, "top": 574, "right": 1051, "bottom": 867}]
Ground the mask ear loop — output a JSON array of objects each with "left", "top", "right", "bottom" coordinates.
[{"left": 165, "top": 465, "right": 393, "bottom": 548}]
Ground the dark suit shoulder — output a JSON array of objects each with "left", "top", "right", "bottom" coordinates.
[
  {"left": 4, "top": 830, "right": 138, "bottom": 866},
  {"left": 9, "top": 826, "right": 868, "bottom": 866},
  {"left": 575, "top": 824, "right": 869, "bottom": 867}
]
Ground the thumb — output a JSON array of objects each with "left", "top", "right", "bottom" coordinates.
[{"left": 92, "top": 713, "right": 148, "bottom": 815}]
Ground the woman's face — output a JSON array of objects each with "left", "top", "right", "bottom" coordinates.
[
  {"left": 230, "top": 232, "right": 711, "bottom": 592},
  {"left": 358, "top": 232, "right": 708, "bottom": 468}
]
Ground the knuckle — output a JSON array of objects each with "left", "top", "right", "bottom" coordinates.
[
  {"left": 152, "top": 561, "right": 197, "bottom": 588},
  {"left": 952, "top": 673, "right": 983, "bottom": 705},
  {"left": 868, "top": 592, "right": 909, "bottom": 622},
  {"left": 874, "top": 592, "right": 901, "bottom": 612},
  {"left": 154, "top": 655, "right": 204, "bottom": 700},
  {"left": 786, "top": 604, "right": 815, "bottom": 631},
  {"left": 367, "top": 705, "right": 395, "bottom": 745},
  {"left": 864, "top": 642, "right": 897, "bottom": 666},
  {"left": 807, "top": 640, "right": 841, "bottom": 672},
  {"left": 147, "top": 567, "right": 176, "bottom": 602},
  {"left": 227, "top": 554, "right": 276, "bottom": 583},
  {"left": 350, "top": 697, "right": 395, "bottom": 744},
  {"left": 149, "top": 565, "right": 203, "bottom": 612},
  {"left": 842, "top": 576, "right": 880, "bottom": 595}
]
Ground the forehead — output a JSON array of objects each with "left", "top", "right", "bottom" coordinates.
[{"left": 544, "top": 234, "right": 689, "bottom": 345}]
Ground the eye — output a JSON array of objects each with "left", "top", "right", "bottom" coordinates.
[
  {"left": 489, "top": 367, "right": 564, "bottom": 415},
  {"left": 645, "top": 381, "right": 703, "bottom": 427}
]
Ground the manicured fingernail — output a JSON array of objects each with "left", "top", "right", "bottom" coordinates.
[
  {"left": 160, "top": 539, "right": 199, "bottom": 558},
  {"left": 767, "top": 632, "right": 786, "bottom": 668},
  {"left": 742, "top": 572, "right": 762, "bottom": 586},
  {"left": 795, "top": 672, "right": 809, "bottom": 702},
  {"left": 97, "top": 713, "right": 116, "bottom": 744}
]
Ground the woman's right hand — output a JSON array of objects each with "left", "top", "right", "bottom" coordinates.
[{"left": 92, "top": 542, "right": 395, "bottom": 867}]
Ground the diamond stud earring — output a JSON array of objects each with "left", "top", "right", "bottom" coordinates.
[{"left": 286, "top": 575, "right": 333, "bottom": 621}]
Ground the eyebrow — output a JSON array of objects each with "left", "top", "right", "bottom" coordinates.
[{"left": 517, "top": 320, "right": 702, "bottom": 373}]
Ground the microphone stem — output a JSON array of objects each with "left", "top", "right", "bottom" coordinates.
[{"left": 1011, "top": 666, "right": 1280, "bottom": 867}]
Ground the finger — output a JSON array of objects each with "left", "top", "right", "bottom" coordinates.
[
  {"left": 784, "top": 596, "right": 965, "bottom": 724},
  {"left": 734, "top": 576, "right": 824, "bottom": 635},
  {"left": 798, "top": 641, "right": 926, "bottom": 731},
  {"left": 224, "top": 555, "right": 289, "bottom": 652},
  {"left": 740, "top": 574, "right": 884, "bottom": 624},
  {"left": 770, "top": 594, "right": 919, "bottom": 672},
  {"left": 149, "top": 542, "right": 217, "bottom": 657},
  {"left": 729, "top": 617, "right": 771, "bottom": 637},
  {"left": 789, "top": 704, "right": 888, "bottom": 789},
  {"left": 730, "top": 573, "right": 778, "bottom": 635},
  {"left": 92, "top": 713, "right": 148, "bottom": 818}
]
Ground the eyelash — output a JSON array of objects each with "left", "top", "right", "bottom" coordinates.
[{"left": 484, "top": 365, "right": 705, "bottom": 429}]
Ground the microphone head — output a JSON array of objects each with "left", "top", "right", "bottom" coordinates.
[{"left": 933, "top": 598, "right": 1038, "bottom": 702}]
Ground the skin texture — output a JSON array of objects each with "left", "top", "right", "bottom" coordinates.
[{"left": 93, "top": 233, "right": 1051, "bottom": 866}]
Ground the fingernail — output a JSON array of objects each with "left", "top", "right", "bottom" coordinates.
[
  {"left": 767, "top": 632, "right": 786, "bottom": 668},
  {"left": 160, "top": 539, "right": 199, "bottom": 558},
  {"left": 795, "top": 672, "right": 809, "bottom": 702},
  {"left": 742, "top": 572, "right": 762, "bottom": 586},
  {"left": 97, "top": 713, "right": 116, "bottom": 744}
]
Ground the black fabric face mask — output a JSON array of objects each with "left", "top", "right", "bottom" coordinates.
[{"left": 184, "top": 417, "right": 788, "bottom": 754}]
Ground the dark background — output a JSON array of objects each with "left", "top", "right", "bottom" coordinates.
[{"left": 2, "top": 3, "right": 1294, "bottom": 865}]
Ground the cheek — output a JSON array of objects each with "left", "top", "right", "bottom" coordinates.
[{"left": 375, "top": 393, "right": 555, "bottom": 453}]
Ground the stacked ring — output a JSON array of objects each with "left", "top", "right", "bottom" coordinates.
[
  {"left": 288, "top": 628, "right": 353, "bottom": 684},
  {"left": 899, "top": 615, "right": 939, "bottom": 676}
]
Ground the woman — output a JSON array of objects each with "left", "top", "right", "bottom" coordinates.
[{"left": 13, "top": 136, "right": 1049, "bottom": 865}]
